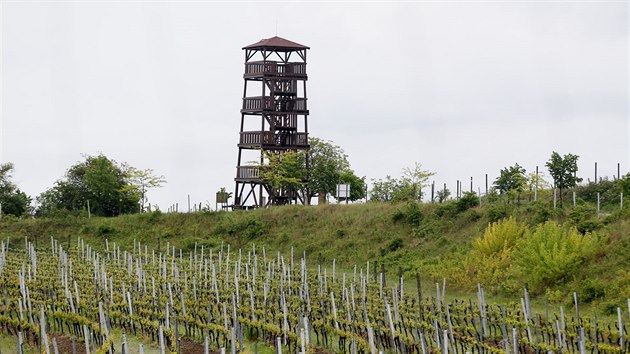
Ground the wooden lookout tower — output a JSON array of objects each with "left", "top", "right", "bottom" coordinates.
[{"left": 233, "top": 36, "right": 310, "bottom": 208}]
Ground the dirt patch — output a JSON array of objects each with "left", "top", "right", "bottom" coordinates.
[
  {"left": 179, "top": 336, "right": 212, "bottom": 354},
  {"left": 51, "top": 334, "right": 86, "bottom": 354}
]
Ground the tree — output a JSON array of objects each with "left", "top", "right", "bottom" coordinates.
[
  {"left": 259, "top": 138, "right": 364, "bottom": 205},
  {"left": 619, "top": 173, "right": 630, "bottom": 197},
  {"left": 370, "top": 163, "right": 435, "bottom": 202},
  {"left": 436, "top": 187, "right": 451, "bottom": 203},
  {"left": 123, "top": 167, "right": 166, "bottom": 212},
  {"left": 545, "top": 152, "right": 582, "bottom": 206},
  {"left": 259, "top": 150, "right": 307, "bottom": 204},
  {"left": 494, "top": 163, "right": 527, "bottom": 204},
  {"left": 369, "top": 176, "right": 398, "bottom": 202},
  {"left": 335, "top": 170, "right": 366, "bottom": 202},
  {"left": 400, "top": 162, "right": 435, "bottom": 202},
  {"left": 37, "top": 154, "right": 142, "bottom": 217},
  {"left": 0, "top": 163, "right": 31, "bottom": 217},
  {"left": 306, "top": 138, "right": 351, "bottom": 202},
  {"left": 526, "top": 171, "right": 552, "bottom": 201}
]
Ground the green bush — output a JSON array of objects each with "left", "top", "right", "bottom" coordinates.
[
  {"left": 576, "top": 219, "right": 601, "bottom": 234},
  {"left": 600, "top": 302, "right": 621, "bottom": 316},
  {"left": 514, "top": 221, "right": 603, "bottom": 289},
  {"left": 381, "top": 238, "right": 403, "bottom": 256},
  {"left": 457, "top": 192, "right": 479, "bottom": 212},
  {"left": 486, "top": 203, "right": 508, "bottom": 223},
  {"left": 473, "top": 216, "right": 527, "bottom": 256},
  {"left": 435, "top": 201, "right": 458, "bottom": 218},
  {"left": 97, "top": 224, "right": 115, "bottom": 236},
  {"left": 526, "top": 201, "right": 552, "bottom": 224},
  {"left": 579, "top": 279, "right": 605, "bottom": 303},
  {"left": 392, "top": 202, "right": 423, "bottom": 226},
  {"left": 576, "top": 179, "right": 620, "bottom": 207}
]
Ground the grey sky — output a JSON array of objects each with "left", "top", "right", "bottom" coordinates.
[{"left": 1, "top": 1, "right": 627, "bottom": 210}]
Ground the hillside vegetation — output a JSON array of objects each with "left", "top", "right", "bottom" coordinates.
[{"left": 1, "top": 184, "right": 629, "bottom": 315}]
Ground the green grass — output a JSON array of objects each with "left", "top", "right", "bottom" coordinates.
[{"left": 1, "top": 197, "right": 629, "bottom": 316}]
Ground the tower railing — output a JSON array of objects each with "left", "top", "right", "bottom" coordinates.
[
  {"left": 242, "top": 97, "right": 307, "bottom": 113},
  {"left": 236, "top": 166, "right": 260, "bottom": 180},
  {"left": 244, "top": 61, "right": 307, "bottom": 78},
  {"left": 239, "top": 131, "right": 308, "bottom": 148}
]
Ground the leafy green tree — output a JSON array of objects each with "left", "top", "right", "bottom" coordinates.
[
  {"left": 400, "top": 162, "right": 435, "bottom": 202},
  {"left": 494, "top": 163, "right": 527, "bottom": 204},
  {"left": 259, "top": 138, "right": 364, "bottom": 205},
  {"left": 306, "top": 138, "right": 351, "bottom": 201},
  {"left": 0, "top": 163, "right": 31, "bottom": 217},
  {"left": 545, "top": 152, "right": 582, "bottom": 206},
  {"left": 436, "top": 187, "right": 451, "bottom": 203},
  {"left": 259, "top": 150, "right": 307, "bottom": 204},
  {"left": 526, "top": 171, "right": 551, "bottom": 191},
  {"left": 369, "top": 176, "right": 398, "bottom": 202},
  {"left": 123, "top": 167, "right": 166, "bottom": 212},
  {"left": 335, "top": 170, "right": 366, "bottom": 202},
  {"left": 37, "top": 154, "right": 141, "bottom": 217},
  {"left": 618, "top": 173, "right": 630, "bottom": 197},
  {"left": 370, "top": 163, "right": 435, "bottom": 202}
]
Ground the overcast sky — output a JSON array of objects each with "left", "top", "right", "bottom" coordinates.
[{"left": 1, "top": 1, "right": 627, "bottom": 210}]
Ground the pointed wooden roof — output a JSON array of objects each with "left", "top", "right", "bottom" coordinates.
[{"left": 243, "top": 36, "right": 310, "bottom": 51}]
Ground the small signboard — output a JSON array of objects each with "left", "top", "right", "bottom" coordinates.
[{"left": 336, "top": 184, "right": 350, "bottom": 199}]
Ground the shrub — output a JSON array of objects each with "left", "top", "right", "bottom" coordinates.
[
  {"left": 545, "top": 288, "right": 565, "bottom": 304},
  {"left": 514, "top": 221, "right": 603, "bottom": 289},
  {"left": 97, "top": 224, "right": 115, "bottom": 236},
  {"left": 526, "top": 201, "right": 552, "bottom": 224},
  {"left": 381, "top": 238, "right": 403, "bottom": 256},
  {"left": 457, "top": 192, "right": 479, "bottom": 212},
  {"left": 576, "top": 219, "right": 601, "bottom": 234},
  {"left": 579, "top": 279, "right": 605, "bottom": 303},
  {"left": 486, "top": 203, "right": 508, "bottom": 223},
  {"left": 600, "top": 302, "right": 621, "bottom": 316},
  {"left": 435, "top": 201, "right": 458, "bottom": 218},
  {"left": 392, "top": 202, "right": 423, "bottom": 226},
  {"left": 473, "top": 217, "right": 527, "bottom": 256}
]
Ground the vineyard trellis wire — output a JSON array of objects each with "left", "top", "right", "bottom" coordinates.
[{"left": 0, "top": 236, "right": 628, "bottom": 354}]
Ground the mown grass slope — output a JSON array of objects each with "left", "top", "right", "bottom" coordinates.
[{"left": 1, "top": 192, "right": 629, "bottom": 315}]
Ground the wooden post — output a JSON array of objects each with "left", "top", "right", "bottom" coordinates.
[
  {"left": 456, "top": 180, "right": 460, "bottom": 199},
  {"left": 431, "top": 181, "right": 435, "bottom": 203}
]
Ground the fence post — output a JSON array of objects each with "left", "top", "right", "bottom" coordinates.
[{"left": 597, "top": 192, "right": 600, "bottom": 219}]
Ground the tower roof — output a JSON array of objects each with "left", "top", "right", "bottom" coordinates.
[{"left": 243, "top": 36, "right": 310, "bottom": 51}]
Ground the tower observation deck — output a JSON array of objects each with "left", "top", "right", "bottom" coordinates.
[{"left": 233, "top": 36, "right": 310, "bottom": 208}]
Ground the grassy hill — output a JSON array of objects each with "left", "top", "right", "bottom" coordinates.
[{"left": 1, "top": 188, "right": 629, "bottom": 315}]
